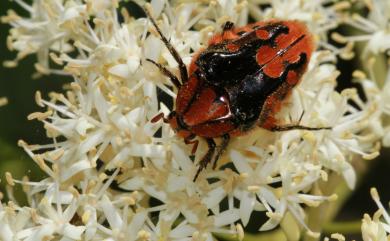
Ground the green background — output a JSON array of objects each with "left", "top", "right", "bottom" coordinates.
[{"left": 0, "top": 1, "right": 68, "bottom": 203}]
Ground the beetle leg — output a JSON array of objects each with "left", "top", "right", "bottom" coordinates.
[
  {"left": 212, "top": 134, "right": 230, "bottom": 170},
  {"left": 193, "top": 138, "right": 216, "bottom": 181},
  {"left": 267, "top": 110, "right": 331, "bottom": 131},
  {"left": 184, "top": 135, "right": 199, "bottom": 155},
  {"left": 151, "top": 112, "right": 169, "bottom": 123},
  {"left": 146, "top": 58, "right": 181, "bottom": 89},
  {"left": 144, "top": 8, "right": 188, "bottom": 83},
  {"left": 297, "top": 110, "right": 305, "bottom": 125},
  {"left": 270, "top": 124, "right": 331, "bottom": 132}
]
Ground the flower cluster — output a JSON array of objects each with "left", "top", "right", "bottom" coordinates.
[
  {"left": 340, "top": 0, "right": 390, "bottom": 57},
  {"left": 1, "top": 0, "right": 390, "bottom": 240},
  {"left": 361, "top": 188, "right": 390, "bottom": 241}
]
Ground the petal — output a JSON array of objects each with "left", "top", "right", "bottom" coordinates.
[
  {"left": 259, "top": 216, "right": 281, "bottom": 231},
  {"left": 239, "top": 192, "right": 256, "bottom": 226},
  {"left": 214, "top": 209, "right": 240, "bottom": 227},
  {"left": 100, "top": 195, "right": 123, "bottom": 229},
  {"left": 341, "top": 161, "right": 356, "bottom": 189},
  {"left": 258, "top": 187, "right": 279, "bottom": 210},
  {"left": 109, "top": 64, "right": 130, "bottom": 79},
  {"left": 0, "top": 224, "right": 14, "bottom": 241},
  {"left": 62, "top": 223, "right": 86, "bottom": 239},
  {"left": 230, "top": 150, "right": 253, "bottom": 174},
  {"left": 143, "top": 185, "right": 167, "bottom": 202},
  {"left": 171, "top": 143, "right": 193, "bottom": 172},
  {"left": 119, "top": 176, "right": 145, "bottom": 190},
  {"left": 126, "top": 144, "right": 166, "bottom": 159},
  {"left": 170, "top": 223, "right": 196, "bottom": 238},
  {"left": 128, "top": 211, "right": 148, "bottom": 239},
  {"left": 60, "top": 159, "right": 92, "bottom": 181},
  {"left": 202, "top": 186, "right": 226, "bottom": 209}
]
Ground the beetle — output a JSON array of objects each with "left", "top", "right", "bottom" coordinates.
[{"left": 145, "top": 11, "right": 330, "bottom": 180}]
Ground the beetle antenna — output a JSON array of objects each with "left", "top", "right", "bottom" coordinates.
[
  {"left": 146, "top": 58, "right": 182, "bottom": 88},
  {"left": 143, "top": 5, "right": 188, "bottom": 84}
]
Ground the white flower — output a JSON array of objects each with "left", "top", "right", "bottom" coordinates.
[
  {"left": 0, "top": 191, "right": 85, "bottom": 241},
  {"left": 2, "top": 0, "right": 389, "bottom": 240},
  {"left": 361, "top": 188, "right": 390, "bottom": 241},
  {"left": 254, "top": 0, "right": 354, "bottom": 59},
  {"left": 1, "top": 0, "right": 90, "bottom": 74},
  {"left": 352, "top": 65, "right": 390, "bottom": 148},
  {"left": 258, "top": 0, "right": 343, "bottom": 34},
  {"left": 341, "top": 0, "right": 390, "bottom": 56}
]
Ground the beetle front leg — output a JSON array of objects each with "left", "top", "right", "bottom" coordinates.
[{"left": 193, "top": 138, "right": 216, "bottom": 181}]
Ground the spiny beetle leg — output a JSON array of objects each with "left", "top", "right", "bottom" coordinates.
[
  {"left": 212, "top": 134, "right": 230, "bottom": 170},
  {"left": 270, "top": 124, "right": 331, "bottom": 132},
  {"left": 193, "top": 138, "right": 216, "bottom": 181},
  {"left": 146, "top": 58, "right": 181, "bottom": 89},
  {"left": 143, "top": 8, "right": 188, "bottom": 83}
]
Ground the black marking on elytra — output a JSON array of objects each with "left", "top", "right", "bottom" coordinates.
[
  {"left": 194, "top": 23, "right": 290, "bottom": 88},
  {"left": 226, "top": 53, "right": 307, "bottom": 131}
]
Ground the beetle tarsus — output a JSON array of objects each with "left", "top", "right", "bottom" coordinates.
[
  {"left": 193, "top": 138, "right": 216, "bottom": 181},
  {"left": 212, "top": 134, "right": 230, "bottom": 170},
  {"left": 184, "top": 136, "right": 199, "bottom": 155},
  {"left": 151, "top": 112, "right": 169, "bottom": 123},
  {"left": 271, "top": 124, "right": 331, "bottom": 132}
]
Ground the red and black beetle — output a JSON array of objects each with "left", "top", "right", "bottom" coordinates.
[{"left": 146, "top": 11, "right": 330, "bottom": 180}]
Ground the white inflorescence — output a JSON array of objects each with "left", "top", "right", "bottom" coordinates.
[
  {"left": 1, "top": 0, "right": 390, "bottom": 240},
  {"left": 361, "top": 188, "right": 390, "bottom": 241},
  {"left": 341, "top": 0, "right": 390, "bottom": 57}
]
